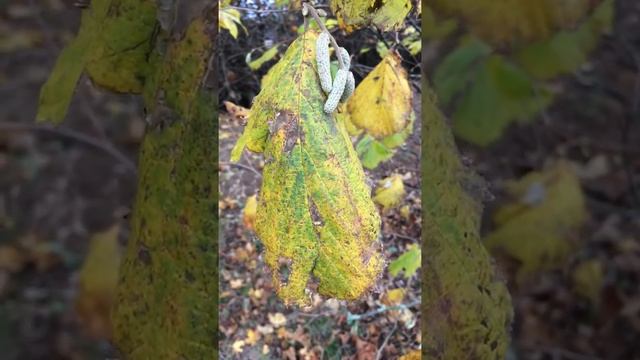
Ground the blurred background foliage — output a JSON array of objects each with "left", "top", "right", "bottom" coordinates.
[{"left": 424, "top": 0, "right": 640, "bottom": 358}]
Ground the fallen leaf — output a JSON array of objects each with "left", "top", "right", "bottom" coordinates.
[
  {"left": 75, "top": 225, "right": 121, "bottom": 340},
  {"left": 245, "top": 329, "right": 260, "bottom": 345},
  {"left": 348, "top": 51, "right": 413, "bottom": 138},
  {"left": 373, "top": 174, "right": 405, "bottom": 210},
  {"left": 572, "top": 259, "right": 603, "bottom": 306},
  {"left": 268, "top": 312, "right": 287, "bottom": 328},
  {"left": 232, "top": 339, "right": 245, "bottom": 353},
  {"left": 224, "top": 100, "right": 250, "bottom": 123},
  {"left": 389, "top": 244, "right": 420, "bottom": 279},
  {"left": 383, "top": 288, "right": 406, "bottom": 306},
  {"left": 485, "top": 161, "right": 587, "bottom": 280},
  {"left": 243, "top": 195, "right": 258, "bottom": 230},
  {"left": 398, "top": 349, "right": 421, "bottom": 360}
]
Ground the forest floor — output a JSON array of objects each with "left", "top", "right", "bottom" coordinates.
[{"left": 0, "top": 0, "right": 638, "bottom": 359}]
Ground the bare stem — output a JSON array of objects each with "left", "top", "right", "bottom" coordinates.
[
  {"left": 0, "top": 121, "right": 137, "bottom": 175},
  {"left": 302, "top": 2, "right": 346, "bottom": 69}
]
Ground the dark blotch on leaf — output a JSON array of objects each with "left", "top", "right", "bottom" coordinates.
[{"left": 137, "top": 245, "right": 152, "bottom": 265}]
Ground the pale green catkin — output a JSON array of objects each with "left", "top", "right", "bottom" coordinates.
[
  {"left": 338, "top": 47, "right": 354, "bottom": 102},
  {"left": 316, "top": 32, "right": 332, "bottom": 94},
  {"left": 341, "top": 71, "right": 355, "bottom": 102},
  {"left": 324, "top": 69, "right": 348, "bottom": 113}
]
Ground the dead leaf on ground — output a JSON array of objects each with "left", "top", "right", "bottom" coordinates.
[
  {"left": 485, "top": 161, "right": 587, "bottom": 281},
  {"left": 75, "top": 224, "right": 122, "bottom": 340}
]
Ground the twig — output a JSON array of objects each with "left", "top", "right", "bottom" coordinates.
[
  {"left": 219, "top": 161, "right": 262, "bottom": 178},
  {"left": 229, "top": 6, "right": 289, "bottom": 13},
  {"left": 0, "top": 121, "right": 137, "bottom": 175},
  {"left": 302, "top": 2, "right": 345, "bottom": 69},
  {"left": 375, "top": 322, "right": 397, "bottom": 360},
  {"left": 347, "top": 299, "right": 420, "bottom": 322},
  {"left": 387, "top": 232, "right": 419, "bottom": 242}
]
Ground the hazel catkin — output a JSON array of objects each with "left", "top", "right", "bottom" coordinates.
[{"left": 316, "top": 32, "right": 332, "bottom": 94}]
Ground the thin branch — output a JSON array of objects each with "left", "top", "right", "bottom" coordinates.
[
  {"left": 229, "top": 6, "right": 289, "bottom": 13},
  {"left": 219, "top": 161, "right": 262, "bottom": 178},
  {"left": 303, "top": 2, "right": 346, "bottom": 69},
  {"left": 347, "top": 300, "right": 420, "bottom": 322},
  {"left": 376, "top": 322, "right": 397, "bottom": 360},
  {"left": 0, "top": 121, "right": 137, "bottom": 175}
]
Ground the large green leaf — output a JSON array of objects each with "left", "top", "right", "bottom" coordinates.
[
  {"left": 433, "top": 38, "right": 491, "bottom": 105},
  {"left": 448, "top": 54, "right": 552, "bottom": 146},
  {"left": 514, "top": 0, "right": 614, "bottom": 80},
  {"left": 37, "top": 0, "right": 157, "bottom": 123},
  {"left": 232, "top": 30, "right": 382, "bottom": 305},
  {"left": 423, "top": 88, "right": 513, "bottom": 359}
]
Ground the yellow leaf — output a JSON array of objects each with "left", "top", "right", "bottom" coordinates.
[
  {"left": 348, "top": 51, "right": 413, "bottom": 138},
  {"left": 243, "top": 195, "right": 258, "bottom": 230},
  {"left": 373, "top": 174, "right": 405, "bottom": 210},
  {"left": 398, "top": 349, "right": 421, "bottom": 360},
  {"left": 382, "top": 288, "right": 405, "bottom": 306},
  {"left": 245, "top": 329, "right": 260, "bottom": 345},
  {"left": 232, "top": 340, "right": 245, "bottom": 353},
  {"left": 247, "top": 45, "right": 280, "bottom": 71},
  {"left": 485, "top": 161, "right": 587, "bottom": 280},
  {"left": 331, "top": 0, "right": 413, "bottom": 32},
  {"left": 232, "top": 30, "right": 382, "bottom": 305},
  {"left": 75, "top": 225, "right": 121, "bottom": 340},
  {"left": 572, "top": 259, "right": 603, "bottom": 306},
  {"left": 269, "top": 312, "right": 287, "bottom": 328},
  {"left": 429, "top": 0, "right": 602, "bottom": 46},
  {"left": 400, "top": 205, "right": 410, "bottom": 219},
  {"left": 220, "top": 7, "right": 245, "bottom": 39}
]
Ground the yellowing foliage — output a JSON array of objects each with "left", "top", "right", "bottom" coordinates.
[
  {"left": 373, "top": 174, "right": 405, "bottom": 210},
  {"left": 232, "top": 30, "right": 382, "bottom": 305},
  {"left": 348, "top": 51, "right": 413, "bottom": 138},
  {"left": 243, "top": 195, "right": 258, "bottom": 230},
  {"left": 486, "top": 161, "right": 587, "bottom": 280},
  {"left": 423, "top": 89, "right": 512, "bottom": 359},
  {"left": 331, "top": 0, "right": 413, "bottom": 32},
  {"left": 572, "top": 259, "right": 603, "bottom": 306},
  {"left": 37, "top": 0, "right": 157, "bottom": 122},
  {"left": 75, "top": 225, "right": 121, "bottom": 340},
  {"left": 430, "top": 0, "right": 602, "bottom": 46}
]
